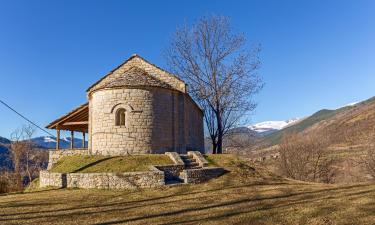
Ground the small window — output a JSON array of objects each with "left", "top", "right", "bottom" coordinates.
[{"left": 115, "top": 108, "right": 126, "bottom": 126}]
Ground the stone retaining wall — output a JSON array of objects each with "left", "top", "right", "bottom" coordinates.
[
  {"left": 40, "top": 170, "right": 164, "bottom": 189},
  {"left": 188, "top": 151, "right": 209, "bottom": 167},
  {"left": 165, "top": 152, "right": 184, "bottom": 165},
  {"left": 181, "top": 167, "right": 226, "bottom": 184},
  {"left": 47, "top": 149, "right": 89, "bottom": 169},
  {"left": 40, "top": 170, "right": 65, "bottom": 187},
  {"left": 153, "top": 165, "right": 185, "bottom": 180}
]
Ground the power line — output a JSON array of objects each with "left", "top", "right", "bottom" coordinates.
[{"left": 0, "top": 99, "right": 56, "bottom": 137}]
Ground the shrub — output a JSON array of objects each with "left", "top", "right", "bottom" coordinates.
[{"left": 278, "top": 133, "right": 337, "bottom": 183}]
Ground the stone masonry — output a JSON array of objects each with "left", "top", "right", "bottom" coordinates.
[
  {"left": 87, "top": 55, "right": 204, "bottom": 156},
  {"left": 40, "top": 151, "right": 226, "bottom": 189},
  {"left": 47, "top": 149, "right": 89, "bottom": 170},
  {"left": 180, "top": 167, "right": 226, "bottom": 184},
  {"left": 40, "top": 170, "right": 165, "bottom": 189}
]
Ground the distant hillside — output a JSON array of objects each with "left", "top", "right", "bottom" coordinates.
[
  {"left": 0, "top": 137, "right": 11, "bottom": 169},
  {"left": 263, "top": 109, "right": 339, "bottom": 146},
  {"left": 260, "top": 96, "right": 375, "bottom": 147},
  {"left": 0, "top": 136, "right": 87, "bottom": 170},
  {"left": 31, "top": 136, "right": 87, "bottom": 149},
  {"left": 204, "top": 127, "right": 259, "bottom": 153}
]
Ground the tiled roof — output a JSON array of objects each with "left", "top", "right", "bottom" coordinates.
[
  {"left": 97, "top": 67, "right": 173, "bottom": 90},
  {"left": 86, "top": 54, "right": 183, "bottom": 92}
]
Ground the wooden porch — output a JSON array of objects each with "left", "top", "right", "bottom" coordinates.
[{"left": 46, "top": 103, "right": 89, "bottom": 150}]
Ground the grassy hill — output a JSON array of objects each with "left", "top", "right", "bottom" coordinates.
[
  {"left": 0, "top": 154, "right": 373, "bottom": 224},
  {"left": 261, "top": 96, "right": 375, "bottom": 147},
  {"left": 49, "top": 155, "right": 173, "bottom": 173}
]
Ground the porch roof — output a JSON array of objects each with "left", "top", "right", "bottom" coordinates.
[{"left": 46, "top": 103, "right": 89, "bottom": 132}]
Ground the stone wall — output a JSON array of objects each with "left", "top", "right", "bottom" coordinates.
[
  {"left": 89, "top": 87, "right": 204, "bottom": 155},
  {"left": 153, "top": 165, "right": 185, "bottom": 181},
  {"left": 47, "top": 149, "right": 89, "bottom": 169},
  {"left": 185, "top": 97, "right": 205, "bottom": 153},
  {"left": 40, "top": 170, "right": 66, "bottom": 187},
  {"left": 165, "top": 152, "right": 184, "bottom": 165},
  {"left": 39, "top": 170, "right": 165, "bottom": 189},
  {"left": 90, "top": 88, "right": 153, "bottom": 155},
  {"left": 188, "top": 151, "right": 209, "bottom": 167},
  {"left": 181, "top": 167, "right": 226, "bottom": 184}
]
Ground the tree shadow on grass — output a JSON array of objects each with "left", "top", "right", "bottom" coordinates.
[
  {"left": 0, "top": 186, "right": 64, "bottom": 200},
  {"left": 1, "top": 182, "right": 374, "bottom": 223},
  {"left": 158, "top": 189, "right": 374, "bottom": 225},
  {"left": 91, "top": 184, "right": 375, "bottom": 225},
  {"left": 29, "top": 184, "right": 370, "bottom": 225},
  {"left": 72, "top": 157, "right": 117, "bottom": 173}
]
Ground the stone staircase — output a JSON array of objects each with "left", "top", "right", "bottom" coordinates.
[
  {"left": 164, "top": 151, "right": 224, "bottom": 185},
  {"left": 176, "top": 154, "right": 204, "bottom": 184},
  {"left": 180, "top": 154, "right": 202, "bottom": 169},
  {"left": 164, "top": 154, "right": 203, "bottom": 185}
]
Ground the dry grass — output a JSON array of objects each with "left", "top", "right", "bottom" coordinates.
[
  {"left": 1, "top": 155, "right": 375, "bottom": 224},
  {"left": 49, "top": 155, "right": 173, "bottom": 173}
]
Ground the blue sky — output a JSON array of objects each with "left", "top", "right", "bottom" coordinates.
[{"left": 0, "top": 0, "right": 374, "bottom": 138}]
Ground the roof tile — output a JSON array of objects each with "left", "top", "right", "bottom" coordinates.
[{"left": 93, "top": 67, "right": 172, "bottom": 91}]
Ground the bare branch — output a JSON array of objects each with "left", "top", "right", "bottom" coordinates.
[{"left": 165, "top": 15, "right": 263, "bottom": 153}]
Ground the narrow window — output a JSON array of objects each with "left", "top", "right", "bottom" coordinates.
[{"left": 116, "top": 108, "right": 126, "bottom": 126}]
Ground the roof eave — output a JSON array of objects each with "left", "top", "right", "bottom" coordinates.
[{"left": 46, "top": 102, "right": 89, "bottom": 130}]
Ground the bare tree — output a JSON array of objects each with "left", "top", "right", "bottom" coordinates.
[
  {"left": 22, "top": 125, "right": 36, "bottom": 183},
  {"left": 10, "top": 128, "right": 27, "bottom": 189},
  {"left": 347, "top": 126, "right": 375, "bottom": 178},
  {"left": 278, "top": 133, "right": 337, "bottom": 183},
  {"left": 10, "top": 125, "right": 43, "bottom": 187},
  {"left": 223, "top": 127, "right": 258, "bottom": 153},
  {"left": 165, "top": 15, "right": 263, "bottom": 154}
]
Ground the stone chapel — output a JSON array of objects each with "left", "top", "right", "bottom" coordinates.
[{"left": 46, "top": 54, "right": 205, "bottom": 155}]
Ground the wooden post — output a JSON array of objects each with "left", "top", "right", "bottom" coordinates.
[
  {"left": 56, "top": 129, "right": 60, "bottom": 150},
  {"left": 82, "top": 132, "right": 86, "bottom": 149},
  {"left": 70, "top": 131, "right": 74, "bottom": 149}
]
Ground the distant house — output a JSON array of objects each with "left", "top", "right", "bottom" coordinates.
[{"left": 46, "top": 55, "right": 204, "bottom": 155}]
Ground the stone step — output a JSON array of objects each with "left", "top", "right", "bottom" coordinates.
[
  {"left": 179, "top": 154, "right": 201, "bottom": 169},
  {"left": 184, "top": 162, "right": 199, "bottom": 167},
  {"left": 185, "top": 167, "right": 201, "bottom": 170},
  {"left": 165, "top": 178, "right": 184, "bottom": 185},
  {"left": 180, "top": 158, "right": 195, "bottom": 162},
  {"left": 180, "top": 156, "right": 195, "bottom": 160},
  {"left": 182, "top": 159, "right": 197, "bottom": 164}
]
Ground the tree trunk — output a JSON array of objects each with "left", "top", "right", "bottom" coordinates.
[
  {"left": 217, "top": 131, "right": 223, "bottom": 154},
  {"left": 216, "top": 110, "right": 224, "bottom": 154},
  {"left": 211, "top": 136, "right": 217, "bottom": 154},
  {"left": 14, "top": 153, "right": 23, "bottom": 189},
  {"left": 26, "top": 151, "right": 31, "bottom": 184}
]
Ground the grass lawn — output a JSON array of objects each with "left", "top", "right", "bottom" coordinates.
[
  {"left": 49, "top": 155, "right": 173, "bottom": 173},
  {"left": 1, "top": 155, "right": 375, "bottom": 224}
]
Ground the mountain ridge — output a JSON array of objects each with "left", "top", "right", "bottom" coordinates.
[
  {"left": 247, "top": 118, "right": 301, "bottom": 136},
  {"left": 258, "top": 96, "right": 375, "bottom": 147}
]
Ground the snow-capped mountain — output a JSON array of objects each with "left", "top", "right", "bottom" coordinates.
[
  {"left": 332, "top": 101, "right": 360, "bottom": 110},
  {"left": 32, "top": 136, "right": 87, "bottom": 149},
  {"left": 344, "top": 102, "right": 359, "bottom": 107},
  {"left": 248, "top": 118, "right": 301, "bottom": 135}
]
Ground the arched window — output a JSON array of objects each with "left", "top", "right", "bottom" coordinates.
[{"left": 115, "top": 108, "right": 126, "bottom": 126}]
